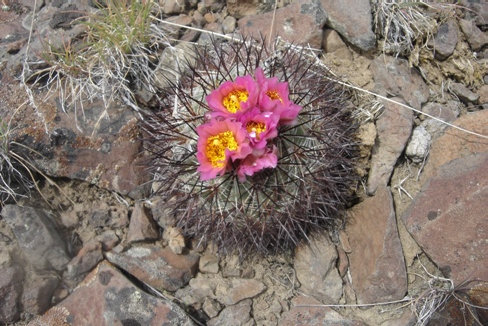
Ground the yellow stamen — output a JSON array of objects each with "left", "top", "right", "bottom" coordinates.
[
  {"left": 266, "top": 90, "right": 283, "bottom": 103},
  {"left": 205, "top": 131, "right": 238, "bottom": 167},
  {"left": 222, "top": 90, "right": 249, "bottom": 113},
  {"left": 246, "top": 121, "right": 266, "bottom": 140}
]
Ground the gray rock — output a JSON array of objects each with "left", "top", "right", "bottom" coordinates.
[
  {"left": 160, "top": 0, "right": 186, "bottom": 14},
  {"left": 458, "top": 0, "right": 488, "bottom": 28},
  {"left": 154, "top": 43, "right": 196, "bottom": 89},
  {"left": 367, "top": 98, "right": 413, "bottom": 195},
  {"left": 222, "top": 15, "right": 237, "bottom": 34},
  {"left": 208, "top": 299, "right": 253, "bottom": 326},
  {"left": 421, "top": 101, "right": 460, "bottom": 123},
  {"left": 433, "top": 19, "right": 458, "bottom": 60},
  {"left": 293, "top": 234, "right": 343, "bottom": 303},
  {"left": 405, "top": 125, "right": 431, "bottom": 163},
  {"left": 203, "top": 298, "right": 222, "bottom": 318},
  {"left": 371, "top": 55, "right": 429, "bottom": 110},
  {"left": 21, "top": 272, "right": 59, "bottom": 315},
  {"left": 420, "top": 101, "right": 460, "bottom": 140},
  {"left": 320, "top": 0, "right": 376, "bottom": 51},
  {"left": 215, "top": 278, "right": 266, "bottom": 305},
  {"left": 459, "top": 19, "right": 488, "bottom": 51},
  {"left": 49, "top": 4, "right": 83, "bottom": 30},
  {"left": 199, "top": 254, "right": 219, "bottom": 274},
  {"left": 0, "top": 264, "right": 23, "bottom": 324},
  {"left": 1, "top": 205, "right": 69, "bottom": 272},
  {"left": 347, "top": 187, "right": 407, "bottom": 304},
  {"left": 450, "top": 82, "right": 480, "bottom": 104},
  {"left": 177, "top": 276, "right": 220, "bottom": 305}
]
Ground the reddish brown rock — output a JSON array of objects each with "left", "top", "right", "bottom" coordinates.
[
  {"left": 420, "top": 110, "right": 488, "bottom": 183},
  {"left": 293, "top": 234, "right": 343, "bottom": 303},
  {"left": 320, "top": 0, "right": 376, "bottom": 51},
  {"left": 127, "top": 202, "right": 159, "bottom": 243},
  {"left": 279, "top": 295, "right": 367, "bottom": 326},
  {"left": 371, "top": 55, "right": 429, "bottom": 110},
  {"left": 64, "top": 241, "right": 103, "bottom": 280},
  {"left": 28, "top": 261, "right": 194, "bottom": 326},
  {"left": 11, "top": 95, "right": 149, "bottom": 198},
  {"left": 367, "top": 98, "right": 413, "bottom": 195},
  {"left": 238, "top": 0, "right": 327, "bottom": 49},
  {"left": 347, "top": 187, "right": 407, "bottom": 304},
  {"left": 403, "top": 153, "right": 488, "bottom": 285},
  {"left": 105, "top": 245, "right": 199, "bottom": 292}
]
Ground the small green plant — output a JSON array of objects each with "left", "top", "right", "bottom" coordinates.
[
  {"left": 85, "top": 0, "right": 153, "bottom": 55},
  {"left": 30, "top": 0, "right": 169, "bottom": 114}
]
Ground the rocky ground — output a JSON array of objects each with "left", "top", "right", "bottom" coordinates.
[{"left": 0, "top": 0, "right": 487, "bottom": 325}]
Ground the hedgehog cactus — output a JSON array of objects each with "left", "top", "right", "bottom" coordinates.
[{"left": 143, "top": 39, "right": 359, "bottom": 256}]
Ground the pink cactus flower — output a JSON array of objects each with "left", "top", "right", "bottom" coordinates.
[
  {"left": 237, "top": 146, "right": 278, "bottom": 182},
  {"left": 206, "top": 75, "right": 259, "bottom": 118},
  {"left": 239, "top": 108, "right": 279, "bottom": 150},
  {"left": 197, "top": 119, "right": 252, "bottom": 181},
  {"left": 255, "top": 67, "right": 302, "bottom": 125}
]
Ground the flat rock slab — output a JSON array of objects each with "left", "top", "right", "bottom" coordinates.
[
  {"left": 28, "top": 261, "right": 195, "bottom": 326},
  {"left": 347, "top": 187, "right": 407, "bottom": 304},
  {"left": 320, "top": 0, "right": 376, "bottom": 51},
  {"left": 105, "top": 245, "right": 199, "bottom": 292},
  {"left": 238, "top": 0, "right": 327, "bottom": 49},
  {"left": 420, "top": 110, "right": 488, "bottom": 183},
  {"left": 403, "top": 153, "right": 488, "bottom": 285},
  {"left": 293, "top": 233, "right": 343, "bottom": 303},
  {"left": 280, "top": 295, "right": 367, "bottom": 326},
  {"left": 367, "top": 98, "right": 413, "bottom": 195}
]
